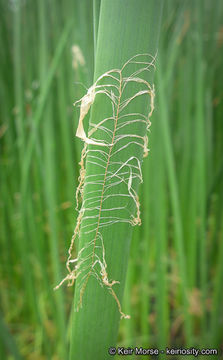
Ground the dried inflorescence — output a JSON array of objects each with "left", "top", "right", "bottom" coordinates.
[
  {"left": 55, "top": 54, "right": 156, "bottom": 319},
  {"left": 71, "top": 44, "right": 86, "bottom": 69}
]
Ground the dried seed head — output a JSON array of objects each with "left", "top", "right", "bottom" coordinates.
[{"left": 55, "top": 53, "right": 156, "bottom": 320}]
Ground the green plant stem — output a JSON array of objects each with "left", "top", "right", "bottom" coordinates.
[{"left": 69, "top": 1, "right": 163, "bottom": 359}]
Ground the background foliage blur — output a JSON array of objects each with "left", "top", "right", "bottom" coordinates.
[{"left": 0, "top": 0, "right": 223, "bottom": 359}]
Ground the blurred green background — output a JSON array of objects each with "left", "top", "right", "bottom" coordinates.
[{"left": 0, "top": 0, "right": 223, "bottom": 359}]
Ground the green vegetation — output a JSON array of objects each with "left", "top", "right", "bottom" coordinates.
[
  {"left": 68, "top": 2, "right": 163, "bottom": 359},
  {"left": 0, "top": 1, "right": 222, "bottom": 359}
]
